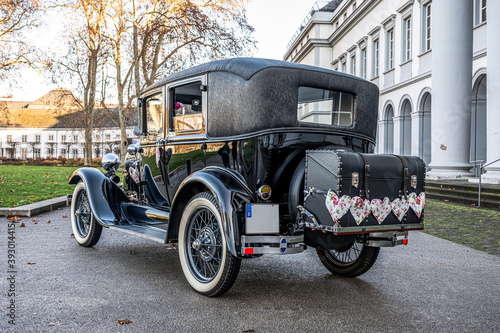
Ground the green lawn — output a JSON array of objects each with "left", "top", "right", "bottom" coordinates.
[
  {"left": 424, "top": 200, "right": 500, "bottom": 256},
  {"left": 0, "top": 165, "right": 80, "bottom": 207}
]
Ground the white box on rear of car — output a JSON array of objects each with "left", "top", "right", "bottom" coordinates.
[{"left": 245, "top": 204, "right": 280, "bottom": 234}]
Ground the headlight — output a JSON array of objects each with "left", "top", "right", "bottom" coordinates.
[{"left": 102, "top": 153, "right": 121, "bottom": 172}]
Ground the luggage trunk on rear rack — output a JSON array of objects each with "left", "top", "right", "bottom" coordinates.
[{"left": 301, "top": 150, "right": 425, "bottom": 246}]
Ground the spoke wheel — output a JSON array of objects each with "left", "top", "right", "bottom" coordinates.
[
  {"left": 178, "top": 192, "right": 241, "bottom": 296},
  {"left": 317, "top": 242, "right": 379, "bottom": 278},
  {"left": 71, "top": 182, "right": 102, "bottom": 247}
]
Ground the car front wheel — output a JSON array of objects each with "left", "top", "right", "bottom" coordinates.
[
  {"left": 178, "top": 192, "right": 241, "bottom": 297},
  {"left": 71, "top": 182, "right": 102, "bottom": 247}
]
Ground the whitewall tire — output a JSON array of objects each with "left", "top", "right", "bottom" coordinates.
[{"left": 178, "top": 192, "right": 241, "bottom": 296}]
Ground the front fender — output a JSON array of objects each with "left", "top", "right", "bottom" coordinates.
[
  {"left": 168, "top": 167, "right": 254, "bottom": 257},
  {"left": 69, "top": 168, "right": 119, "bottom": 226}
]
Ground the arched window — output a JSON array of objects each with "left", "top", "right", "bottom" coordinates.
[
  {"left": 420, "top": 92, "right": 432, "bottom": 166},
  {"left": 401, "top": 99, "right": 412, "bottom": 155},
  {"left": 471, "top": 74, "right": 487, "bottom": 167},
  {"left": 384, "top": 105, "right": 394, "bottom": 154}
]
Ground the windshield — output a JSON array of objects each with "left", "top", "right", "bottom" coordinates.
[{"left": 145, "top": 93, "right": 163, "bottom": 135}]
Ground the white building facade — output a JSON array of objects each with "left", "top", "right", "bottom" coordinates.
[
  {"left": 285, "top": 0, "right": 496, "bottom": 181},
  {"left": 0, "top": 127, "right": 133, "bottom": 160}
]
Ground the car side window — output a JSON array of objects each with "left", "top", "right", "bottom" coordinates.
[
  {"left": 169, "top": 81, "right": 205, "bottom": 134},
  {"left": 297, "top": 86, "right": 354, "bottom": 127}
]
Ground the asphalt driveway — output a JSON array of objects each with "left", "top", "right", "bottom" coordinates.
[{"left": 1, "top": 208, "right": 499, "bottom": 332}]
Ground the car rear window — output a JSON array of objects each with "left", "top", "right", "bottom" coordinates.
[{"left": 297, "top": 86, "right": 354, "bottom": 126}]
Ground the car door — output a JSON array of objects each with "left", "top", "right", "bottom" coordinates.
[
  {"left": 138, "top": 88, "right": 169, "bottom": 201},
  {"left": 162, "top": 75, "right": 208, "bottom": 200}
]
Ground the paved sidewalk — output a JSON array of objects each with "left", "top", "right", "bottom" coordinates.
[
  {"left": 1, "top": 209, "right": 499, "bottom": 332},
  {"left": 0, "top": 195, "right": 69, "bottom": 217}
]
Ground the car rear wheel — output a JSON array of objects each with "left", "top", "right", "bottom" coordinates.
[
  {"left": 316, "top": 242, "right": 379, "bottom": 278},
  {"left": 178, "top": 192, "right": 241, "bottom": 297},
  {"left": 71, "top": 182, "right": 102, "bottom": 247}
]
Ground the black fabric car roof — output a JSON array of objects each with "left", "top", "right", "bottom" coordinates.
[{"left": 142, "top": 58, "right": 358, "bottom": 95}]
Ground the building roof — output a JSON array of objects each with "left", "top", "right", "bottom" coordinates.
[
  {"left": 0, "top": 89, "right": 135, "bottom": 128},
  {"left": 319, "top": 0, "right": 343, "bottom": 12},
  {"left": 29, "top": 88, "right": 82, "bottom": 109}
]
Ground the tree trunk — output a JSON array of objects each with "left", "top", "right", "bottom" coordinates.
[{"left": 84, "top": 50, "right": 98, "bottom": 166}]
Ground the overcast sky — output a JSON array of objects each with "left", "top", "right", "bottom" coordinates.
[
  {"left": 2, "top": 0, "right": 318, "bottom": 101},
  {"left": 246, "top": 0, "right": 318, "bottom": 60}
]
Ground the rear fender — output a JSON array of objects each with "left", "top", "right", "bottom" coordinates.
[
  {"left": 168, "top": 166, "right": 254, "bottom": 257},
  {"left": 69, "top": 168, "right": 121, "bottom": 226}
]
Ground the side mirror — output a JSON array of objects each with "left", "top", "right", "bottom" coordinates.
[
  {"left": 127, "top": 144, "right": 138, "bottom": 156},
  {"left": 133, "top": 126, "right": 142, "bottom": 136}
]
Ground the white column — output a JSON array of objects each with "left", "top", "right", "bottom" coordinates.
[
  {"left": 377, "top": 119, "right": 386, "bottom": 154},
  {"left": 427, "top": 0, "right": 473, "bottom": 178},
  {"left": 411, "top": 111, "right": 422, "bottom": 158},
  {"left": 393, "top": 116, "right": 403, "bottom": 155},
  {"left": 483, "top": 0, "right": 500, "bottom": 182}
]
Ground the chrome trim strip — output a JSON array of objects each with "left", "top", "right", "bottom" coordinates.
[
  {"left": 242, "top": 246, "right": 304, "bottom": 255},
  {"left": 241, "top": 235, "right": 304, "bottom": 244},
  {"left": 145, "top": 209, "right": 170, "bottom": 222},
  {"left": 209, "top": 127, "right": 376, "bottom": 144},
  {"left": 166, "top": 133, "right": 208, "bottom": 142}
]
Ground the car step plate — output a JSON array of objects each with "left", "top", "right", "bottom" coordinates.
[{"left": 108, "top": 224, "right": 167, "bottom": 243}]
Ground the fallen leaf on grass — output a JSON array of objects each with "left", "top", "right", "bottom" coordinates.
[
  {"left": 117, "top": 319, "right": 132, "bottom": 325},
  {"left": 20, "top": 223, "right": 25, "bottom": 227},
  {"left": 27, "top": 262, "right": 36, "bottom": 265}
]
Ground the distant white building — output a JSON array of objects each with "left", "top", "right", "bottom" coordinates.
[
  {"left": 285, "top": 0, "right": 498, "bottom": 182},
  {"left": 0, "top": 89, "right": 134, "bottom": 160}
]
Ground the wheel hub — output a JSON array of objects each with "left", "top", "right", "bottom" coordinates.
[
  {"left": 198, "top": 227, "right": 217, "bottom": 261},
  {"left": 192, "top": 239, "right": 202, "bottom": 251}
]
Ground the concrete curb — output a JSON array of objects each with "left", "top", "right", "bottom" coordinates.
[{"left": 0, "top": 195, "right": 70, "bottom": 217}]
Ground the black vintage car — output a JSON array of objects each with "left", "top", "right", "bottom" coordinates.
[{"left": 69, "top": 58, "right": 425, "bottom": 296}]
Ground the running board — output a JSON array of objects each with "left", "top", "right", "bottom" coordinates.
[{"left": 108, "top": 224, "right": 167, "bottom": 244}]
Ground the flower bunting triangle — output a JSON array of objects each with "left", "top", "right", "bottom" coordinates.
[{"left": 323, "top": 190, "right": 423, "bottom": 224}]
